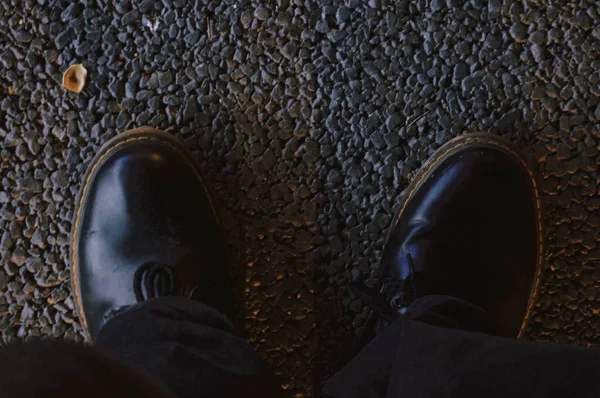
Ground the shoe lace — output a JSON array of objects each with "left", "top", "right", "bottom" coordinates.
[
  {"left": 103, "top": 262, "right": 195, "bottom": 323},
  {"left": 133, "top": 261, "right": 178, "bottom": 302},
  {"left": 350, "top": 253, "right": 419, "bottom": 325}
]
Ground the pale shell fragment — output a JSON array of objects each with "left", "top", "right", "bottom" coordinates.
[{"left": 62, "top": 64, "right": 88, "bottom": 93}]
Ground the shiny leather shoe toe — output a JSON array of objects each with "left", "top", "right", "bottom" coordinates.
[
  {"left": 71, "top": 128, "right": 231, "bottom": 341},
  {"left": 354, "top": 133, "right": 542, "bottom": 342}
]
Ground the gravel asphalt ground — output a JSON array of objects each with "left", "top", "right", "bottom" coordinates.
[{"left": 1, "top": 0, "right": 600, "bottom": 395}]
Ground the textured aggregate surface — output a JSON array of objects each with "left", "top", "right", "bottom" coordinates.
[{"left": 1, "top": 0, "right": 600, "bottom": 395}]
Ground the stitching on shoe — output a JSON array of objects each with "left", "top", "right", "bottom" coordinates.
[
  {"left": 390, "top": 135, "right": 543, "bottom": 338},
  {"left": 71, "top": 134, "right": 213, "bottom": 341}
]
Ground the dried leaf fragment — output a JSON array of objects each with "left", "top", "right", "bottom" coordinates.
[{"left": 62, "top": 64, "right": 87, "bottom": 93}]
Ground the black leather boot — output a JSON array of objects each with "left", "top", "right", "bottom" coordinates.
[
  {"left": 353, "top": 133, "right": 542, "bottom": 343},
  {"left": 71, "top": 128, "right": 232, "bottom": 341}
]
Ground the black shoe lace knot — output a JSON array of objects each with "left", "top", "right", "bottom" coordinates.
[
  {"left": 133, "top": 262, "right": 178, "bottom": 302},
  {"left": 351, "top": 253, "right": 419, "bottom": 325}
]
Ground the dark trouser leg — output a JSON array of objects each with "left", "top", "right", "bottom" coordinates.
[
  {"left": 0, "top": 341, "right": 174, "bottom": 398},
  {"left": 96, "top": 297, "right": 282, "bottom": 398},
  {"left": 323, "top": 295, "right": 600, "bottom": 398},
  {"left": 0, "top": 297, "right": 282, "bottom": 398}
]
